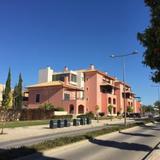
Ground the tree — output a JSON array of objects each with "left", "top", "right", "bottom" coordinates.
[
  {"left": 13, "top": 74, "right": 23, "bottom": 110},
  {"left": 108, "top": 105, "right": 113, "bottom": 121},
  {"left": 0, "top": 110, "right": 21, "bottom": 134},
  {"left": 13, "top": 84, "right": 18, "bottom": 109},
  {"left": 127, "top": 106, "right": 133, "bottom": 113},
  {"left": 154, "top": 100, "right": 160, "bottom": 116},
  {"left": 95, "top": 105, "right": 100, "bottom": 123},
  {"left": 2, "top": 68, "right": 12, "bottom": 109},
  {"left": 141, "top": 104, "right": 154, "bottom": 116},
  {"left": 40, "top": 103, "right": 54, "bottom": 110},
  {"left": 17, "top": 74, "right": 23, "bottom": 109},
  {"left": 137, "top": 0, "right": 160, "bottom": 82}
]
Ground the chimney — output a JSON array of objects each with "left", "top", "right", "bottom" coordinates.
[
  {"left": 89, "top": 64, "right": 95, "bottom": 70},
  {"left": 64, "top": 66, "right": 69, "bottom": 72}
]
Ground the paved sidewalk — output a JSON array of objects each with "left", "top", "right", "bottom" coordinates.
[{"left": 0, "top": 118, "right": 133, "bottom": 143}]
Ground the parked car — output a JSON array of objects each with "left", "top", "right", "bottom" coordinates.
[{"left": 123, "top": 112, "right": 141, "bottom": 118}]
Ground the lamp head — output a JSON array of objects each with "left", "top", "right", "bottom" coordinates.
[{"left": 110, "top": 54, "right": 115, "bottom": 58}]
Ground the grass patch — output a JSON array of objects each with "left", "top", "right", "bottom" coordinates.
[{"left": 0, "top": 120, "right": 49, "bottom": 128}]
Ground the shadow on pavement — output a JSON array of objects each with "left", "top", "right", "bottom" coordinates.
[
  {"left": 151, "top": 128, "right": 160, "bottom": 131},
  {"left": 0, "top": 147, "right": 63, "bottom": 160},
  {"left": 89, "top": 138, "right": 152, "bottom": 152},
  {"left": 119, "top": 131, "right": 155, "bottom": 137}
]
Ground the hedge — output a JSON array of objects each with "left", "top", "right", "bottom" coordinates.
[
  {"left": 77, "top": 112, "right": 95, "bottom": 119},
  {"left": 52, "top": 115, "right": 73, "bottom": 120}
]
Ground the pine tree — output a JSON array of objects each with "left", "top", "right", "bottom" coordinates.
[
  {"left": 2, "top": 68, "right": 12, "bottom": 109},
  {"left": 137, "top": 0, "right": 160, "bottom": 82}
]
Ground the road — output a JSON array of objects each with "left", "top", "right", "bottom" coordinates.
[
  {"left": 24, "top": 123, "right": 160, "bottom": 160},
  {"left": 0, "top": 118, "right": 137, "bottom": 149}
]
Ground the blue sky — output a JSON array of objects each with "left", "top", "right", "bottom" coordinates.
[{"left": 0, "top": 0, "right": 157, "bottom": 105}]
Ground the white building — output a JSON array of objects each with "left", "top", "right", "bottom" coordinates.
[
  {"left": 38, "top": 66, "right": 85, "bottom": 99},
  {"left": 0, "top": 84, "right": 5, "bottom": 106}
]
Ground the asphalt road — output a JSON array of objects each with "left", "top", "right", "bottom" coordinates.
[
  {"left": 25, "top": 123, "right": 160, "bottom": 160},
  {"left": 0, "top": 119, "right": 137, "bottom": 149}
]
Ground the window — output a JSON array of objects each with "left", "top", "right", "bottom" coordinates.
[
  {"left": 86, "top": 87, "right": 88, "bottom": 91},
  {"left": 52, "top": 74, "right": 68, "bottom": 82},
  {"left": 71, "top": 74, "right": 77, "bottom": 82},
  {"left": 86, "top": 98, "right": 88, "bottom": 101},
  {"left": 36, "top": 94, "right": 40, "bottom": 103},
  {"left": 64, "top": 93, "right": 70, "bottom": 100},
  {"left": 108, "top": 97, "right": 111, "bottom": 104},
  {"left": 113, "top": 98, "right": 116, "bottom": 105}
]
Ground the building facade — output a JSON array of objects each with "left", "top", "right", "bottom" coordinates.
[{"left": 27, "top": 65, "right": 141, "bottom": 115}]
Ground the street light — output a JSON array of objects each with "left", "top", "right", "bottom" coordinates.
[{"left": 110, "top": 51, "right": 138, "bottom": 126}]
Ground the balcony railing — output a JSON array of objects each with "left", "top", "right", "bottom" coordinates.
[{"left": 63, "top": 97, "right": 85, "bottom": 101}]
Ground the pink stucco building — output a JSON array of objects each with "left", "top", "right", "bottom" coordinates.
[{"left": 27, "top": 65, "right": 141, "bottom": 115}]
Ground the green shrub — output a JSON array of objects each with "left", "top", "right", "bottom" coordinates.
[
  {"left": 85, "top": 112, "right": 95, "bottom": 119},
  {"left": 99, "top": 112, "right": 105, "bottom": 117},
  {"left": 54, "top": 107, "right": 65, "bottom": 111},
  {"left": 39, "top": 103, "right": 54, "bottom": 111},
  {"left": 52, "top": 115, "right": 73, "bottom": 120},
  {"left": 77, "top": 112, "right": 95, "bottom": 119}
]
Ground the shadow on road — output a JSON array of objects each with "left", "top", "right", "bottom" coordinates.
[
  {"left": 0, "top": 147, "right": 63, "bottom": 160},
  {"left": 88, "top": 138, "right": 152, "bottom": 152},
  {"left": 119, "top": 131, "right": 155, "bottom": 137},
  {"left": 151, "top": 128, "right": 160, "bottom": 131}
]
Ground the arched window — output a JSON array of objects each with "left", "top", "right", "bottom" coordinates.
[
  {"left": 78, "top": 105, "right": 84, "bottom": 114},
  {"left": 113, "top": 98, "right": 116, "bottom": 105}
]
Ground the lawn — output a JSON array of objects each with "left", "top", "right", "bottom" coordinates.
[{"left": 0, "top": 120, "right": 49, "bottom": 128}]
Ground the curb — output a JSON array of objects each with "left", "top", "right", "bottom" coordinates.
[{"left": 142, "top": 142, "right": 160, "bottom": 160}]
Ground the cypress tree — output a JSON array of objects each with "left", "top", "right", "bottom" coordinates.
[
  {"left": 17, "top": 73, "right": 23, "bottom": 109},
  {"left": 13, "top": 84, "right": 18, "bottom": 109},
  {"left": 2, "top": 68, "right": 12, "bottom": 109}
]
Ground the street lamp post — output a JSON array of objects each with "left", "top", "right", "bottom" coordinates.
[{"left": 110, "top": 51, "right": 138, "bottom": 127}]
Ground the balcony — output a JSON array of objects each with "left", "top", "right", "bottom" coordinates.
[
  {"left": 100, "top": 82, "right": 118, "bottom": 94},
  {"left": 122, "top": 91, "right": 135, "bottom": 99}
]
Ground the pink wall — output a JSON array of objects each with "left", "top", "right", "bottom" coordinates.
[
  {"left": 28, "top": 86, "right": 63, "bottom": 109},
  {"left": 84, "top": 71, "right": 118, "bottom": 115},
  {"left": 84, "top": 72, "right": 97, "bottom": 112},
  {"left": 28, "top": 86, "right": 86, "bottom": 115}
]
